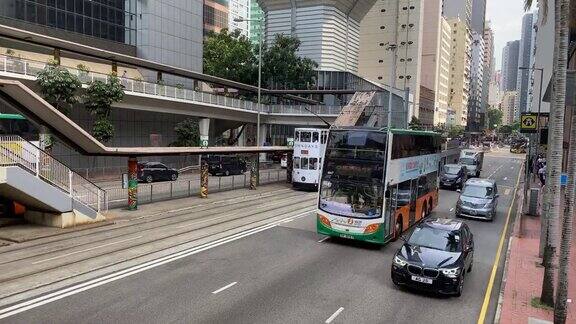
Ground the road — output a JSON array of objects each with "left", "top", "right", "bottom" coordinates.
[{"left": 0, "top": 150, "right": 523, "bottom": 323}]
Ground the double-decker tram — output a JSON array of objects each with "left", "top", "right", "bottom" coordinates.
[
  {"left": 292, "top": 128, "right": 328, "bottom": 190},
  {"left": 317, "top": 127, "right": 442, "bottom": 244}
]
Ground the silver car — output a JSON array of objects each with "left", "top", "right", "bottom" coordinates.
[{"left": 455, "top": 179, "right": 499, "bottom": 221}]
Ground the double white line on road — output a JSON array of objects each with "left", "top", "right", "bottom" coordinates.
[{"left": 0, "top": 209, "right": 315, "bottom": 319}]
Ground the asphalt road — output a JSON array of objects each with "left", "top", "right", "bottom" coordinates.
[{"left": 0, "top": 150, "right": 523, "bottom": 324}]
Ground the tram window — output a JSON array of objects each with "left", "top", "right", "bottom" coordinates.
[
  {"left": 301, "top": 157, "right": 309, "bottom": 169},
  {"left": 295, "top": 131, "right": 300, "bottom": 141},
  {"left": 294, "top": 157, "right": 300, "bottom": 169},
  {"left": 301, "top": 132, "right": 311, "bottom": 142},
  {"left": 320, "top": 132, "right": 327, "bottom": 144},
  {"left": 312, "top": 132, "right": 319, "bottom": 143},
  {"left": 309, "top": 158, "right": 318, "bottom": 170}
]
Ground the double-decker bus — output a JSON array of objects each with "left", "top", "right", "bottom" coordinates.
[
  {"left": 292, "top": 128, "right": 328, "bottom": 190},
  {"left": 317, "top": 127, "right": 442, "bottom": 244}
]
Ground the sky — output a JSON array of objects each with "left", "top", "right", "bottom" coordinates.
[{"left": 486, "top": 0, "right": 531, "bottom": 70}]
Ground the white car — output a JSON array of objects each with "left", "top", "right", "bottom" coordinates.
[{"left": 280, "top": 154, "right": 288, "bottom": 168}]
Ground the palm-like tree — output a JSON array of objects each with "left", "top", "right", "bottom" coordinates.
[{"left": 524, "top": 1, "right": 571, "bottom": 322}]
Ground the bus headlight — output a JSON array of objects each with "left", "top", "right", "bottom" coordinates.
[
  {"left": 364, "top": 223, "right": 380, "bottom": 234},
  {"left": 318, "top": 214, "right": 331, "bottom": 228}
]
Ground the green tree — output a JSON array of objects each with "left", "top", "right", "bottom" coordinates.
[
  {"left": 498, "top": 124, "right": 513, "bottom": 135},
  {"left": 171, "top": 118, "right": 200, "bottom": 147},
  {"left": 262, "top": 34, "right": 318, "bottom": 89},
  {"left": 84, "top": 74, "right": 124, "bottom": 142},
  {"left": 408, "top": 116, "right": 423, "bottom": 130},
  {"left": 36, "top": 60, "right": 82, "bottom": 115},
  {"left": 487, "top": 108, "right": 503, "bottom": 129},
  {"left": 203, "top": 29, "right": 258, "bottom": 85},
  {"left": 447, "top": 125, "right": 465, "bottom": 138}
]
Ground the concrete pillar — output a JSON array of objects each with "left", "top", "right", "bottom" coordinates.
[
  {"left": 250, "top": 154, "right": 259, "bottom": 189},
  {"left": 286, "top": 151, "right": 293, "bottom": 183},
  {"left": 128, "top": 157, "right": 138, "bottom": 210},
  {"left": 236, "top": 126, "right": 246, "bottom": 146},
  {"left": 200, "top": 158, "right": 208, "bottom": 198},
  {"left": 199, "top": 118, "right": 210, "bottom": 147},
  {"left": 52, "top": 48, "right": 61, "bottom": 65},
  {"left": 259, "top": 123, "right": 268, "bottom": 162}
]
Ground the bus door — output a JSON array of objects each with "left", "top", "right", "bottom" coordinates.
[
  {"left": 385, "top": 184, "right": 398, "bottom": 238},
  {"left": 409, "top": 178, "right": 418, "bottom": 225}
]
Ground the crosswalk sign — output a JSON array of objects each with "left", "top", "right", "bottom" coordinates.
[{"left": 520, "top": 113, "right": 538, "bottom": 133}]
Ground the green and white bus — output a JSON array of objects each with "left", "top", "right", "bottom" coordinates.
[{"left": 317, "top": 127, "right": 442, "bottom": 244}]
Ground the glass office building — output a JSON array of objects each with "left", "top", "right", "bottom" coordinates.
[{"left": 0, "top": 0, "right": 138, "bottom": 45}]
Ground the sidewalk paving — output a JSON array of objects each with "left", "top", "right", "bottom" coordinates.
[{"left": 499, "top": 213, "right": 576, "bottom": 323}]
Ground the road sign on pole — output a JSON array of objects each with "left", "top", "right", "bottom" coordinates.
[{"left": 520, "top": 113, "right": 538, "bottom": 133}]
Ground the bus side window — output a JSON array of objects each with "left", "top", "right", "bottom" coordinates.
[
  {"left": 313, "top": 132, "right": 319, "bottom": 143},
  {"left": 294, "top": 157, "right": 300, "bottom": 169}
]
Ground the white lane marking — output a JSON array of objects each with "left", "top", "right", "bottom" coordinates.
[
  {"left": 449, "top": 208, "right": 454, "bottom": 212},
  {"left": 318, "top": 237, "right": 329, "bottom": 243},
  {"left": 32, "top": 236, "right": 143, "bottom": 265},
  {"left": 503, "top": 177, "right": 508, "bottom": 181},
  {"left": 504, "top": 188, "right": 511, "bottom": 196},
  {"left": 487, "top": 164, "right": 505, "bottom": 179},
  {"left": 0, "top": 209, "right": 315, "bottom": 319},
  {"left": 211, "top": 282, "right": 237, "bottom": 294},
  {"left": 325, "top": 307, "right": 344, "bottom": 323},
  {"left": 510, "top": 166, "right": 514, "bottom": 169}
]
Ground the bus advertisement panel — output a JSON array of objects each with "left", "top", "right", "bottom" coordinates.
[{"left": 317, "top": 128, "right": 441, "bottom": 244}]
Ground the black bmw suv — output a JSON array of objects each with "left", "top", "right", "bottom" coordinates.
[{"left": 391, "top": 218, "right": 474, "bottom": 297}]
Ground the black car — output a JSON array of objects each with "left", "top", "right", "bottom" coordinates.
[
  {"left": 137, "top": 162, "right": 179, "bottom": 183},
  {"left": 204, "top": 155, "right": 247, "bottom": 176},
  {"left": 440, "top": 164, "right": 468, "bottom": 190},
  {"left": 391, "top": 218, "right": 474, "bottom": 297}
]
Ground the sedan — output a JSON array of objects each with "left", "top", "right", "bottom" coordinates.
[
  {"left": 137, "top": 162, "right": 179, "bottom": 183},
  {"left": 440, "top": 164, "right": 467, "bottom": 190},
  {"left": 391, "top": 218, "right": 474, "bottom": 297}
]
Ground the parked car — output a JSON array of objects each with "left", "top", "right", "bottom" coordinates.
[
  {"left": 204, "top": 155, "right": 247, "bottom": 176},
  {"left": 391, "top": 218, "right": 474, "bottom": 297},
  {"left": 440, "top": 164, "right": 468, "bottom": 190},
  {"left": 455, "top": 178, "right": 499, "bottom": 221},
  {"left": 280, "top": 154, "right": 288, "bottom": 168},
  {"left": 137, "top": 162, "right": 179, "bottom": 183}
]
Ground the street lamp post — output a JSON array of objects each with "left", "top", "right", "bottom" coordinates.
[{"left": 234, "top": 17, "right": 264, "bottom": 147}]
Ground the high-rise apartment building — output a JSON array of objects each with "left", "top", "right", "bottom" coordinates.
[
  {"left": 442, "top": 0, "right": 472, "bottom": 26},
  {"left": 0, "top": 0, "right": 204, "bottom": 73},
  {"left": 470, "top": 0, "right": 487, "bottom": 34},
  {"left": 204, "top": 0, "right": 229, "bottom": 36},
  {"left": 532, "top": 5, "right": 553, "bottom": 114},
  {"left": 501, "top": 91, "right": 518, "bottom": 125},
  {"left": 488, "top": 71, "right": 501, "bottom": 110},
  {"left": 447, "top": 18, "right": 471, "bottom": 127},
  {"left": 516, "top": 12, "right": 536, "bottom": 117},
  {"left": 501, "top": 40, "right": 520, "bottom": 92},
  {"left": 481, "top": 24, "right": 495, "bottom": 116},
  {"left": 228, "top": 0, "right": 250, "bottom": 36},
  {"left": 358, "top": 0, "right": 424, "bottom": 119},
  {"left": 259, "top": 0, "right": 376, "bottom": 72},
  {"left": 420, "top": 0, "right": 451, "bottom": 125},
  {"left": 249, "top": 1, "right": 264, "bottom": 45},
  {"left": 468, "top": 31, "right": 485, "bottom": 131}
]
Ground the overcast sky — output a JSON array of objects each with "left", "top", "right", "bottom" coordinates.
[{"left": 486, "top": 0, "right": 530, "bottom": 70}]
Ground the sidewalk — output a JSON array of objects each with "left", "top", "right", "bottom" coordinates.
[{"left": 499, "top": 211, "right": 576, "bottom": 323}]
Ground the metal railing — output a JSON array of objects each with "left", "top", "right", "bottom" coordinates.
[
  {"left": 0, "top": 54, "right": 343, "bottom": 116},
  {"left": 105, "top": 168, "right": 287, "bottom": 209},
  {"left": 0, "top": 135, "right": 108, "bottom": 214}
]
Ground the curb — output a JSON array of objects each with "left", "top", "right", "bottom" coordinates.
[{"left": 494, "top": 187, "right": 524, "bottom": 324}]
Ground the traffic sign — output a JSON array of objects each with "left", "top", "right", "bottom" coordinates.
[
  {"left": 287, "top": 137, "right": 294, "bottom": 147},
  {"left": 520, "top": 113, "right": 538, "bottom": 133},
  {"left": 199, "top": 135, "right": 209, "bottom": 148}
]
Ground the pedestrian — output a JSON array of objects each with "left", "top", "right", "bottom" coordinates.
[{"left": 538, "top": 164, "right": 546, "bottom": 186}]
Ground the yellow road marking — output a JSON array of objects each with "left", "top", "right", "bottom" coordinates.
[{"left": 477, "top": 163, "right": 523, "bottom": 324}]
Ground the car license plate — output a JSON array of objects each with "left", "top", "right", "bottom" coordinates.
[{"left": 411, "top": 275, "right": 433, "bottom": 284}]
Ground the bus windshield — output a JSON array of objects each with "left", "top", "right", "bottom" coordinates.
[
  {"left": 319, "top": 130, "right": 386, "bottom": 219},
  {"left": 459, "top": 157, "right": 476, "bottom": 165}
]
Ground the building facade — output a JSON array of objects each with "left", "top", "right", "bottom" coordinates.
[
  {"left": 442, "top": 0, "right": 472, "bottom": 26},
  {"left": 501, "top": 91, "right": 518, "bottom": 125},
  {"left": 259, "top": 0, "right": 376, "bottom": 73},
  {"left": 447, "top": 18, "right": 471, "bottom": 127},
  {"left": 515, "top": 12, "right": 536, "bottom": 117},
  {"left": 481, "top": 23, "right": 494, "bottom": 121},
  {"left": 531, "top": 5, "right": 553, "bottom": 114},
  {"left": 204, "top": 0, "right": 229, "bottom": 36},
  {"left": 468, "top": 31, "right": 485, "bottom": 131},
  {"left": 420, "top": 0, "right": 451, "bottom": 126},
  {"left": 249, "top": 0, "right": 264, "bottom": 45},
  {"left": 358, "top": 0, "right": 424, "bottom": 119},
  {"left": 470, "top": 0, "right": 486, "bottom": 35},
  {"left": 228, "top": 0, "right": 250, "bottom": 36},
  {"left": 501, "top": 40, "right": 520, "bottom": 92}
]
